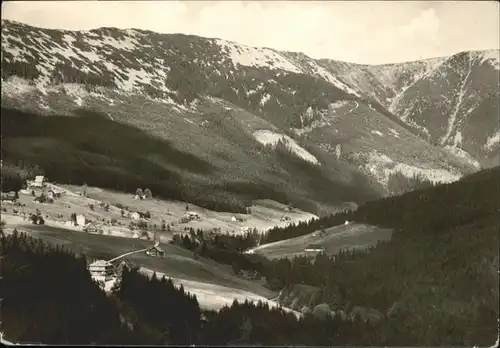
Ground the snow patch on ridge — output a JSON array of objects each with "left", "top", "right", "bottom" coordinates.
[
  {"left": 253, "top": 130, "right": 320, "bottom": 165},
  {"left": 362, "top": 150, "right": 462, "bottom": 187},
  {"left": 305, "top": 60, "right": 361, "bottom": 97},
  {"left": 215, "top": 39, "right": 303, "bottom": 74},
  {"left": 484, "top": 130, "right": 500, "bottom": 151},
  {"left": 476, "top": 49, "right": 500, "bottom": 70},
  {"left": 444, "top": 146, "right": 482, "bottom": 170}
]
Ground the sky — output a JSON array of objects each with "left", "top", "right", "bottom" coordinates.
[{"left": 2, "top": 1, "right": 499, "bottom": 64}]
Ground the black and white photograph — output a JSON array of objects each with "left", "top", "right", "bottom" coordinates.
[{"left": 0, "top": 0, "right": 499, "bottom": 345}]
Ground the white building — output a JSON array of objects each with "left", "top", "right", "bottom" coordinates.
[
  {"left": 186, "top": 211, "right": 200, "bottom": 219},
  {"left": 304, "top": 244, "right": 325, "bottom": 253},
  {"left": 181, "top": 211, "right": 200, "bottom": 223},
  {"left": 76, "top": 214, "right": 87, "bottom": 226},
  {"left": 131, "top": 212, "right": 141, "bottom": 220},
  {"left": 28, "top": 175, "right": 46, "bottom": 188},
  {"left": 88, "top": 260, "right": 114, "bottom": 281}
]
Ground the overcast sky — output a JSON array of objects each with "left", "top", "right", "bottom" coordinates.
[{"left": 2, "top": 1, "right": 499, "bottom": 64}]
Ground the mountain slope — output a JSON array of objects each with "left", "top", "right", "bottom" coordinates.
[
  {"left": 252, "top": 166, "right": 499, "bottom": 345},
  {"left": 319, "top": 51, "right": 500, "bottom": 168},
  {"left": 0, "top": 20, "right": 481, "bottom": 213}
]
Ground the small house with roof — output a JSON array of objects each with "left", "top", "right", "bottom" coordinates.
[
  {"left": 1, "top": 192, "right": 17, "bottom": 204},
  {"left": 146, "top": 244, "right": 165, "bottom": 257},
  {"left": 181, "top": 211, "right": 200, "bottom": 223},
  {"left": 114, "top": 260, "right": 133, "bottom": 277},
  {"left": 83, "top": 223, "right": 98, "bottom": 233}
]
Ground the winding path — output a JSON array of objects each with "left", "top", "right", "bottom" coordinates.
[{"left": 107, "top": 241, "right": 159, "bottom": 263}]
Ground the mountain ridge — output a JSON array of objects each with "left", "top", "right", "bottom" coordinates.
[{"left": 1, "top": 19, "right": 493, "bottom": 213}]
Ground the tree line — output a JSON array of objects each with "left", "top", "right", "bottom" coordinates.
[
  {"left": 3, "top": 223, "right": 496, "bottom": 346},
  {"left": 168, "top": 168, "right": 499, "bottom": 345}
]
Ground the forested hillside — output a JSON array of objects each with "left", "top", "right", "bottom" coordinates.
[{"left": 169, "top": 167, "right": 499, "bottom": 345}]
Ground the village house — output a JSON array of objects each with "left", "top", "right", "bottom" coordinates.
[
  {"left": 181, "top": 211, "right": 200, "bottom": 223},
  {"left": 281, "top": 215, "right": 291, "bottom": 222},
  {"left": 146, "top": 245, "right": 165, "bottom": 257},
  {"left": 240, "top": 226, "right": 251, "bottom": 234},
  {"left": 28, "top": 175, "right": 46, "bottom": 188},
  {"left": 131, "top": 212, "right": 141, "bottom": 220},
  {"left": 114, "top": 260, "right": 133, "bottom": 278},
  {"left": 76, "top": 214, "right": 88, "bottom": 226},
  {"left": 46, "top": 189, "right": 61, "bottom": 199},
  {"left": 231, "top": 216, "right": 237, "bottom": 222},
  {"left": 83, "top": 223, "right": 98, "bottom": 233},
  {"left": 304, "top": 244, "right": 326, "bottom": 253},
  {"left": 88, "top": 259, "right": 114, "bottom": 281},
  {"left": 187, "top": 211, "right": 200, "bottom": 219},
  {"left": 1, "top": 192, "right": 17, "bottom": 204}
]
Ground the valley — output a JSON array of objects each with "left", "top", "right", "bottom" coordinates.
[{"left": 0, "top": 10, "right": 498, "bottom": 347}]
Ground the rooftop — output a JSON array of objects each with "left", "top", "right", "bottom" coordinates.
[{"left": 89, "top": 260, "right": 112, "bottom": 267}]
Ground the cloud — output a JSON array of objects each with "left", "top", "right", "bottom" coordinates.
[{"left": 401, "top": 8, "right": 440, "bottom": 40}]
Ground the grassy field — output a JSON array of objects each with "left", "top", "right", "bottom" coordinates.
[
  {"left": 248, "top": 223, "right": 393, "bottom": 259},
  {"left": 61, "top": 185, "right": 318, "bottom": 234}
]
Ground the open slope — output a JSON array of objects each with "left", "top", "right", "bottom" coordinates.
[{"left": 248, "top": 223, "right": 392, "bottom": 259}]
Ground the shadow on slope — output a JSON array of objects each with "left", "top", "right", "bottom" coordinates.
[{"left": 1, "top": 106, "right": 383, "bottom": 215}]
